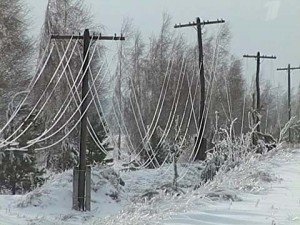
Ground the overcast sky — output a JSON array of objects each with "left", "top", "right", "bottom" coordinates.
[{"left": 25, "top": 0, "right": 300, "bottom": 90}]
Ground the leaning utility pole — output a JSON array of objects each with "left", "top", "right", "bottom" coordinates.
[
  {"left": 277, "top": 64, "right": 300, "bottom": 142},
  {"left": 51, "top": 29, "right": 124, "bottom": 211},
  {"left": 174, "top": 17, "right": 225, "bottom": 160},
  {"left": 243, "top": 52, "right": 276, "bottom": 133}
]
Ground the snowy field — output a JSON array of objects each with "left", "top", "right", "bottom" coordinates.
[
  {"left": 0, "top": 147, "right": 299, "bottom": 225},
  {"left": 164, "top": 150, "right": 300, "bottom": 225}
]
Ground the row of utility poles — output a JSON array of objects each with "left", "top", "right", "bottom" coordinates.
[
  {"left": 243, "top": 53, "right": 300, "bottom": 143},
  {"left": 174, "top": 16, "right": 299, "bottom": 159},
  {"left": 52, "top": 17, "right": 298, "bottom": 212},
  {"left": 66, "top": 16, "right": 227, "bottom": 211}
]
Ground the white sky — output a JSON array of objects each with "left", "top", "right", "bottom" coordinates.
[{"left": 25, "top": 0, "right": 300, "bottom": 90}]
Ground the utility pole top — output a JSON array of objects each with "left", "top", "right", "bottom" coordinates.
[
  {"left": 243, "top": 54, "right": 276, "bottom": 59},
  {"left": 277, "top": 65, "right": 300, "bottom": 71},
  {"left": 174, "top": 18, "right": 225, "bottom": 28},
  {"left": 50, "top": 32, "right": 125, "bottom": 41}
]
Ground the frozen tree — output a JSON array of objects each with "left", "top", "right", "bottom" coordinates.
[
  {"left": 87, "top": 112, "right": 109, "bottom": 165},
  {"left": 0, "top": 0, "right": 33, "bottom": 125},
  {"left": 0, "top": 100, "right": 45, "bottom": 195}
]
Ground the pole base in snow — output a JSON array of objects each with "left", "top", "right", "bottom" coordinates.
[
  {"left": 194, "top": 137, "right": 207, "bottom": 161},
  {"left": 72, "top": 166, "right": 91, "bottom": 211}
]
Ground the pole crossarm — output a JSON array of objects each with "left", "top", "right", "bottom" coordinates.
[
  {"left": 174, "top": 19, "right": 225, "bottom": 28},
  {"left": 243, "top": 54, "right": 276, "bottom": 59},
  {"left": 277, "top": 66, "right": 300, "bottom": 71},
  {"left": 51, "top": 34, "right": 125, "bottom": 41}
]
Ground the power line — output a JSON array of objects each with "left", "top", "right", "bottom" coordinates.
[{"left": 0, "top": 38, "right": 78, "bottom": 148}]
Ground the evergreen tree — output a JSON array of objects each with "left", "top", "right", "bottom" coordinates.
[
  {"left": 87, "top": 113, "right": 109, "bottom": 165},
  {"left": 0, "top": 102, "right": 45, "bottom": 195},
  {"left": 0, "top": 148, "right": 45, "bottom": 195},
  {"left": 0, "top": 0, "right": 33, "bottom": 125},
  {"left": 47, "top": 127, "right": 78, "bottom": 172}
]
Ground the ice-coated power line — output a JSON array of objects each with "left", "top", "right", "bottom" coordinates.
[
  {"left": 0, "top": 37, "right": 76, "bottom": 148},
  {"left": 0, "top": 40, "right": 53, "bottom": 136}
]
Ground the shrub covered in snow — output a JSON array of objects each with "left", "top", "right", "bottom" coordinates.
[{"left": 200, "top": 120, "right": 266, "bottom": 184}]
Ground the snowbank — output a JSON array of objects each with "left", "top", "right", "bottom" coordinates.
[
  {"left": 0, "top": 148, "right": 298, "bottom": 225},
  {"left": 96, "top": 148, "right": 297, "bottom": 225}
]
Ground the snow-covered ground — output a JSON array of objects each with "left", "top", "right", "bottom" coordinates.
[
  {"left": 164, "top": 149, "right": 300, "bottom": 225},
  {"left": 0, "top": 162, "right": 204, "bottom": 225},
  {"left": 0, "top": 148, "right": 299, "bottom": 225},
  {"left": 98, "top": 148, "right": 300, "bottom": 225}
]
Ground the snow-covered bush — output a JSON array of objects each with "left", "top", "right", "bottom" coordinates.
[
  {"left": 0, "top": 103, "right": 45, "bottom": 195},
  {"left": 200, "top": 120, "right": 258, "bottom": 184}
]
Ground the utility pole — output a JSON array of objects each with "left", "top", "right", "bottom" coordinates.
[
  {"left": 118, "top": 41, "right": 123, "bottom": 160},
  {"left": 277, "top": 64, "right": 300, "bottom": 142},
  {"left": 51, "top": 30, "right": 124, "bottom": 211},
  {"left": 174, "top": 17, "right": 225, "bottom": 160},
  {"left": 243, "top": 52, "right": 276, "bottom": 133}
]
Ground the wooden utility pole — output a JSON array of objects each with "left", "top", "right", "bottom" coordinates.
[
  {"left": 118, "top": 41, "right": 123, "bottom": 160},
  {"left": 243, "top": 52, "right": 276, "bottom": 133},
  {"left": 277, "top": 64, "right": 300, "bottom": 142},
  {"left": 174, "top": 17, "right": 225, "bottom": 160},
  {"left": 51, "top": 30, "right": 124, "bottom": 211}
]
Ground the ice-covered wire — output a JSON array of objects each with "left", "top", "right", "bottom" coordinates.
[
  {"left": 157, "top": 57, "right": 187, "bottom": 145},
  {"left": 24, "top": 37, "right": 104, "bottom": 148},
  {"left": 122, "top": 57, "right": 176, "bottom": 168},
  {"left": 113, "top": 45, "right": 176, "bottom": 168},
  {"left": 127, "top": 85, "right": 156, "bottom": 165},
  {"left": 54, "top": 41, "right": 108, "bottom": 154},
  {"left": 105, "top": 48, "right": 177, "bottom": 169},
  {"left": 174, "top": 63, "right": 199, "bottom": 141},
  {"left": 142, "top": 58, "right": 188, "bottom": 168},
  {"left": 224, "top": 76, "right": 233, "bottom": 124},
  {"left": 131, "top": 55, "right": 176, "bottom": 163},
  {"left": 111, "top": 92, "right": 152, "bottom": 165},
  {"left": 0, "top": 39, "right": 53, "bottom": 137},
  {"left": 5, "top": 35, "right": 96, "bottom": 149},
  {"left": 35, "top": 42, "right": 118, "bottom": 151},
  {"left": 241, "top": 94, "right": 246, "bottom": 136},
  {"left": 0, "top": 37, "right": 76, "bottom": 147},
  {"left": 87, "top": 47, "right": 122, "bottom": 152},
  {"left": 157, "top": 62, "right": 204, "bottom": 175}
]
